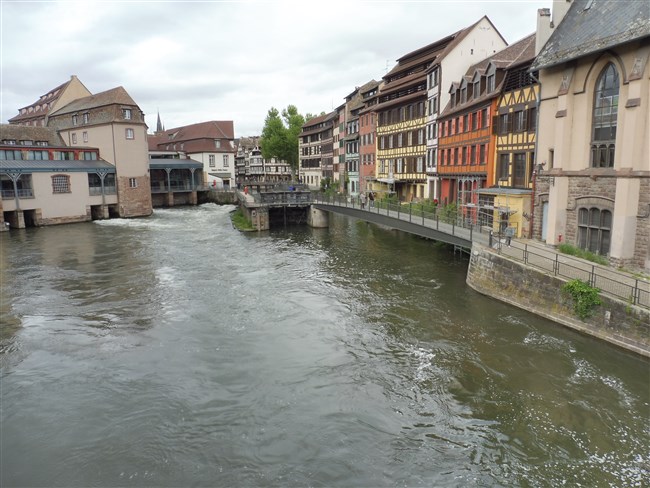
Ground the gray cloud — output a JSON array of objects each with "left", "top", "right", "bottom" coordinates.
[{"left": 2, "top": 0, "right": 551, "bottom": 137}]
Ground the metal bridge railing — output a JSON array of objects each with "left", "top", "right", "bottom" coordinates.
[{"left": 313, "top": 193, "right": 649, "bottom": 309}]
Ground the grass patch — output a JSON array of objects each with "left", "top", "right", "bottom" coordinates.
[
  {"left": 230, "top": 209, "right": 255, "bottom": 231},
  {"left": 557, "top": 243, "right": 609, "bottom": 265}
]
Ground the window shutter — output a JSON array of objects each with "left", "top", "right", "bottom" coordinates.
[{"left": 492, "top": 116, "right": 498, "bottom": 135}]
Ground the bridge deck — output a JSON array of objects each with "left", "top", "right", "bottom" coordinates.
[{"left": 312, "top": 196, "right": 490, "bottom": 249}]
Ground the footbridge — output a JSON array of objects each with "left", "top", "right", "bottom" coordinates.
[{"left": 312, "top": 195, "right": 491, "bottom": 250}]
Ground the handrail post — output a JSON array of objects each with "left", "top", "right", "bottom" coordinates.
[
  {"left": 634, "top": 279, "right": 639, "bottom": 305},
  {"left": 470, "top": 223, "right": 473, "bottom": 242},
  {"left": 398, "top": 203, "right": 400, "bottom": 219},
  {"left": 590, "top": 265, "right": 596, "bottom": 287},
  {"left": 436, "top": 214, "right": 439, "bottom": 230},
  {"left": 452, "top": 220, "right": 455, "bottom": 236},
  {"left": 409, "top": 203, "right": 412, "bottom": 222},
  {"left": 422, "top": 207, "right": 425, "bottom": 226},
  {"left": 524, "top": 244, "right": 528, "bottom": 264}
]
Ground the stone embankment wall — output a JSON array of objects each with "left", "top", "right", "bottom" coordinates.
[
  {"left": 467, "top": 243, "right": 650, "bottom": 357},
  {"left": 199, "top": 190, "right": 238, "bottom": 205}
]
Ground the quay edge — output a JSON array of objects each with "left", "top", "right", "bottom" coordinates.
[{"left": 466, "top": 242, "right": 650, "bottom": 358}]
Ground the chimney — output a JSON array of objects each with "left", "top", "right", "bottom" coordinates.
[
  {"left": 535, "top": 8, "right": 552, "bottom": 55},
  {"left": 552, "top": 0, "right": 573, "bottom": 27},
  {"left": 535, "top": 1, "right": 573, "bottom": 55}
]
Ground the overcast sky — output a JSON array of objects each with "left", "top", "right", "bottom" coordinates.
[{"left": 1, "top": 0, "right": 551, "bottom": 137}]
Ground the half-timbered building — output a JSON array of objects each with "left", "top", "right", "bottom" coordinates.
[
  {"left": 298, "top": 112, "right": 335, "bottom": 190},
  {"left": 477, "top": 34, "right": 537, "bottom": 238},
  {"left": 437, "top": 35, "right": 537, "bottom": 226}
]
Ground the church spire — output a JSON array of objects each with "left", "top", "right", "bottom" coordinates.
[{"left": 156, "top": 110, "right": 163, "bottom": 133}]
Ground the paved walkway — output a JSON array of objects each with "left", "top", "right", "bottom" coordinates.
[{"left": 314, "top": 196, "right": 649, "bottom": 308}]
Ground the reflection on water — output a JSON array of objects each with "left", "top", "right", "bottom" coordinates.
[{"left": 1, "top": 204, "right": 648, "bottom": 487}]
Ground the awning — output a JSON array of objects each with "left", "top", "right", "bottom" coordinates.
[{"left": 208, "top": 172, "right": 232, "bottom": 179}]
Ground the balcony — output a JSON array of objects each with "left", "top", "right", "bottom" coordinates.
[{"left": 1, "top": 188, "right": 34, "bottom": 199}]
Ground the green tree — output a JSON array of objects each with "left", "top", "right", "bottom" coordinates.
[{"left": 260, "top": 105, "right": 306, "bottom": 175}]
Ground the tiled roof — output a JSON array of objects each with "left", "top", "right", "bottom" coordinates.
[
  {"left": 49, "top": 87, "right": 138, "bottom": 116},
  {"left": 0, "top": 124, "right": 64, "bottom": 145},
  {"left": 440, "top": 33, "right": 536, "bottom": 118},
  {"left": 156, "top": 120, "right": 235, "bottom": 143},
  {"left": 301, "top": 112, "right": 331, "bottom": 130},
  {"left": 532, "top": 0, "right": 650, "bottom": 70},
  {"left": 8, "top": 77, "right": 73, "bottom": 123}
]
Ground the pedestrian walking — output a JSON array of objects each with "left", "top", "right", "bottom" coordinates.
[
  {"left": 368, "top": 191, "right": 375, "bottom": 208},
  {"left": 360, "top": 192, "right": 367, "bottom": 209}
]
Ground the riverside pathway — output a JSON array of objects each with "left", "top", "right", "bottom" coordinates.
[{"left": 312, "top": 195, "right": 649, "bottom": 309}]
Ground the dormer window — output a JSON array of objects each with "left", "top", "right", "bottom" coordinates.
[
  {"left": 460, "top": 86, "right": 467, "bottom": 104},
  {"left": 487, "top": 74, "right": 495, "bottom": 92},
  {"left": 83, "top": 112, "right": 89, "bottom": 124},
  {"left": 72, "top": 114, "right": 78, "bottom": 126},
  {"left": 473, "top": 80, "right": 480, "bottom": 98},
  {"left": 123, "top": 108, "right": 132, "bottom": 120},
  {"left": 214, "top": 139, "right": 221, "bottom": 149}
]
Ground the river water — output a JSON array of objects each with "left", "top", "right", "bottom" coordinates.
[{"left": 1, "top": 204, "right": 648, "bottom": 487}]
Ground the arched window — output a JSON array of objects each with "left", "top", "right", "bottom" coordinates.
[
  {"left": 578, "top": 207, "right": 612, "bottom": 255},
  {"left": 591, "top": 63, "right": 619, "bottom": 168}
]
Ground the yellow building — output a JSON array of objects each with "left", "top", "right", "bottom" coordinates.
[{"left": 477, "top": 34, "right": 538, "bottom": 238}]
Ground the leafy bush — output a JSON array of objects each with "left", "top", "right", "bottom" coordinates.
[
  {"left": 562, "top": 279, "right": 602, "bottom": 320},
  {"left": 440, "top": 203, "right": 459, "bottom": 224}
]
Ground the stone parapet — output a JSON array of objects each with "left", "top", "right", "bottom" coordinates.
[{"left": 467, "top": 242, "right": 650, "bottom": 357}]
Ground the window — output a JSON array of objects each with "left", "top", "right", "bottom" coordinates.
[
  {"left": 513, "top": 153, "right": 527, "bottom": 187},
  {"left": 463, "top": 114, "right": 469, "bottom": 132},
  {"left": 125, "top": 128, "right": 135, "bottom": 140},
  {"left": 123, "top": 109, "right": 132, "bottom": 120},
  {"left": 83, "top": 131, "right": 88, "bottom": 143},
  {"left": 528, "top": 107, "right": 537, "bottom": 132},
  {"left": 83, "top": 113, "right": 89, "bottom": 124},
  {"left": 223, "top": 155, "right": 229, "bottom": 167},
  {"left": 487, "top": 74, "right": 495, "bottom": 92},
  {"left": 481, "top": 108, "right": 488, "bottom": 128},
  {"left": 215, "top": 139, "right": 221, "bottom": 149},
  {"left": 471, "top": 145, "right": 477, "bottom": 165},
  {"left": 72, "top": 114, "right": 78, "bottom": 126},
  {"left": 27, "top": 150, "right": 48, "bottom": 160},
  {"left": 479, "top": 144, "right": 486, "bottom": 164},
  {"left": 513, "top": 110, "right": 527, "bottom": 132},
  {"left": 83, "top": 151, "right": 97, "bottom": 160},
  {"left": 497, "top": 154, "right": 509, "bottom": 183},
  {"left": 72, "top": 133, "right": 77, "bottom": 144},
  {"left": 472, "top": 111, "right": 478, "bottom": 131},
  {"left": 473, "top": 80, "right": 480, "bottom": 98},
  {"left": 52, "top": 175, "right": 70, "bottom": 193},
  {"left": 498, "top": 113, "right": 510, "bottom": 135},
  {"left": 129, "top": 178, "right": 138, "bottom": 188},
  {"left": 209, "top": 155, "right": 216, "bottom": 167},
  {"left": 57, "top": 151, "right": 74, "bottom": 160},
  {"left": 591, "top": 63, "right": 619, "bottom": 168},
  {"left": 578, "top": 208, "right": 612, "bottom": 255}
]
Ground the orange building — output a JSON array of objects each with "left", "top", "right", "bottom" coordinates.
[{"left": 437, "top": 36, "right": 539, "bottom": 223}]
